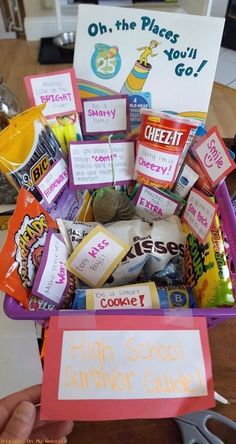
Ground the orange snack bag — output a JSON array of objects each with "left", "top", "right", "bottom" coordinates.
[{"left": 0, "top": 188, "right": 57, "bottom": 307}]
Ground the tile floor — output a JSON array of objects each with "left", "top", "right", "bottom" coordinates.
[{"left": 215, "top": 46, "right": 236, "bottom": 89}]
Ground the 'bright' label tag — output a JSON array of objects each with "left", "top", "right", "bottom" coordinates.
[{"left": 66, "top": 225, "right": 131, "bottom": 287}]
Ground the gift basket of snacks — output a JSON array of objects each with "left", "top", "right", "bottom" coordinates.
[{"left": 0, "top": 100, "right": 236, "bottom": 329}]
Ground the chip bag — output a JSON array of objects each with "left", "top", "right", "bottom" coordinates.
[{"left": 0, "top": 188, "right": 57, "bottom": 307}]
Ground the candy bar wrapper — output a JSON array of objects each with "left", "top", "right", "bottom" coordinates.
[
  {"left": 72, "top": 283, "right": 195, "bottom": 310},
  {"left": 183, "top": 214, "right": 235, "bottom": 307},
  {"left": 60, "top": 217, "right": 186, "bottom": 287},
  {"left": 0, "top": 188, "right": 57, "bottom": 307}
]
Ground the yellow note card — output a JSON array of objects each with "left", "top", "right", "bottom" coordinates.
[{"left": 66, "top": 224, "right": 131, "bottom": 287}]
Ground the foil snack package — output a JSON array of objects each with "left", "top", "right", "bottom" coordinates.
[
  {"left": 61, "top": 216, "right": 186, "bottom": 287},
  {"left": 0, "top": 105, "right": 80, "bottom": 220},
  {"left": 0, "top": 188, "right": 57, "bottom": 307}
]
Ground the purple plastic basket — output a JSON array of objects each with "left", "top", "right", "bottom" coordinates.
[{"left": 3, "top": 181, "right": 236, "bottom": 326}]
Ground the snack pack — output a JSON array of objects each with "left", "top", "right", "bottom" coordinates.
[
  {"left": 184, "top": 214, "right": 235, "bottom": 307},
  {"left": 0, "top": 188, "right": 57, "bottom": 307},
  {"left": 0, "top": 105, "right": 80, "bottom": 220},
  {"left": 72, "top": 283, "right": 195, "bottom": 310},
  {"left": 135, "top": 110, "right": 199, "bottom": 189}
]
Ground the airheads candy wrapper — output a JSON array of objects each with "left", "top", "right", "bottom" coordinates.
[
  {"left": 183, "top": 214, "right": 235, "bottom": 307},
  {"left": 60, "top": 216, "right": 186, "bottom": 287},
  {"left": 0, "top": 188, "right": 57, "bottom": 308},
  {"left": 135, "top": 110, "right": 199, "bottom": 188},
  {"left": 0, "top": 105, "right": 80, "bottom": 220},
  {"left": 72, "top": 283, "right": 195, "bottom": 310},
  {"left": 32, "top": 230, "right": 75, "bottom": 308}
]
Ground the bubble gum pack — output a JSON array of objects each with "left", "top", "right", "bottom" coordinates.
[
  {"left": 0, "top": 188, "right": 57, "bottom": 308},
  {"left": 183, "top": 214, "right": 235, "bottom": 307}
]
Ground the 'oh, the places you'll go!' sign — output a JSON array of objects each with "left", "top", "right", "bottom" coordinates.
[{"left": 73, "top": 4, "right": 224, "bottom": 120}]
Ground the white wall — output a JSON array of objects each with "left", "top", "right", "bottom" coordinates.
[
  {"left": 23, "top": 0, "right": 55, "bottom": 17},
  {"left": 211, "top": 0, "right": 228, "bottom": 17}
]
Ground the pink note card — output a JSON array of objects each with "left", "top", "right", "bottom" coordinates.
[
  {"left": 194, "top": 126, "right": 236, "bottom": 187},
  {"left": 24, "top": 68, "right": 82, "bottom": 118},
  {"left": 182, "top": 188, "right": 217, "bottom": 242},
  {"left": 40, "top": 315, "right": 214, "bottom": 421}
]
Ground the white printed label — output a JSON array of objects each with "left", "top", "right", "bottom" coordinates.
[
  {"left": 30, "top": 72, "right": 77, "bottom": 116},
  {"left": 58, "top": 330, "right": 207, "bottom": 400},
  {"left": 36, "top": 234, "right": 68, "bottom": 304},
  {"left": 37, "top": 159, "right": 68, "bottom": 204},
  {"left": 70, "top": 141, "right": 134, "bottom": 188},
  {"left": 91, "top": 284, "right": 156, "bottom": 310},
  {"left": 183, "top": 188, "right": 217, "bottom": 242},
  {"left": 135, "top": 143, "right": 179, "bottom": 183},
  {"left": 135, "top": 186, "right": 178, "bottom": 220},
  {"left": 83, "top": 97, "right": 128, "bottom": 133}
]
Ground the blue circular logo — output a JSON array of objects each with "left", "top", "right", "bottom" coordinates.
[
  {"left": 170, "top": 291, "right": 187, "bottom": 307},
  {"left": 91, "top": 44, "right": 121, "bottom": 80}
]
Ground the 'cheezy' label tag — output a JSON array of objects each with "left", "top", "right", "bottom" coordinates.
[
  {"left": 135, "top": 142, "right": 180, "bottom": 185},
  {"left": 66, "top": 225, "right": 131, "bottom": 287},
  {"left": 182, "top": 188, "right": 217, "bottom": 242}
]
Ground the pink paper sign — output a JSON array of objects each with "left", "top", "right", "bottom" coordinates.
[
  {"left": 195, "top": 126, "right": 236, "bottom": 187},
  {"left": 40, "top": 315, "right": 214, "bottom": 421},
  {"left": 182, "top": 188, "right": 217, "bottom": 242},
  {"left": 24, "top": 68, "right": 82, "bottom": 118}
]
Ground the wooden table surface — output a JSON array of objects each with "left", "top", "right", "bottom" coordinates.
[{"left": 1, "top": 38, "right": 236, "bottom": 443}]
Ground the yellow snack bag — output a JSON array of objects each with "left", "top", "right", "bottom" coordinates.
[{"left": 184, "top": 215, "right": 235, "bottom": 307}]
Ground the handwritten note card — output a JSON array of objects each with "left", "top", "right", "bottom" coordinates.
[
  {"left": 24, "top": 68, "right": 82, "bottom": 117},
  {"left": 182, "top": 188, "right": 217, "bottom": 242},
  {"left": 40, "top": 315, "right": 214, "bottom": 421},
  {"left": 86, "top": 282, "right": 158, "bottom": 310},
  {"left": 195, "top": 126, "right": 236, "bottom": 186},
  {"left": 132, "top": 184, "right": 181, "bottom": 220},
  {"left": 81, "top": 95, "right": 130, "bottom": 135},
  {"left": 135, "top": 142, "right": 180, "bottom": 185},
  {"left": 66, "top": 225, "right": 131, "bottom": 287},
  {"left": 69, "top": 140, "right": 135, "bottom": 189},
  {"left": 37, "top": 159, "right": 68, "bottom": 205}
]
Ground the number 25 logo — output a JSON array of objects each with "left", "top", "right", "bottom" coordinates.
[{"left": 91, "top": 43, "right": 121, "bottom": 79}]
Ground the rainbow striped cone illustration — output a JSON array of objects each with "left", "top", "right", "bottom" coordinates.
[
  {"left": 121, "top": 40, "right": 160, "bottom": 94},
  {"left": 121, "top": 60, "right": 152, "bottom": 94}
]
